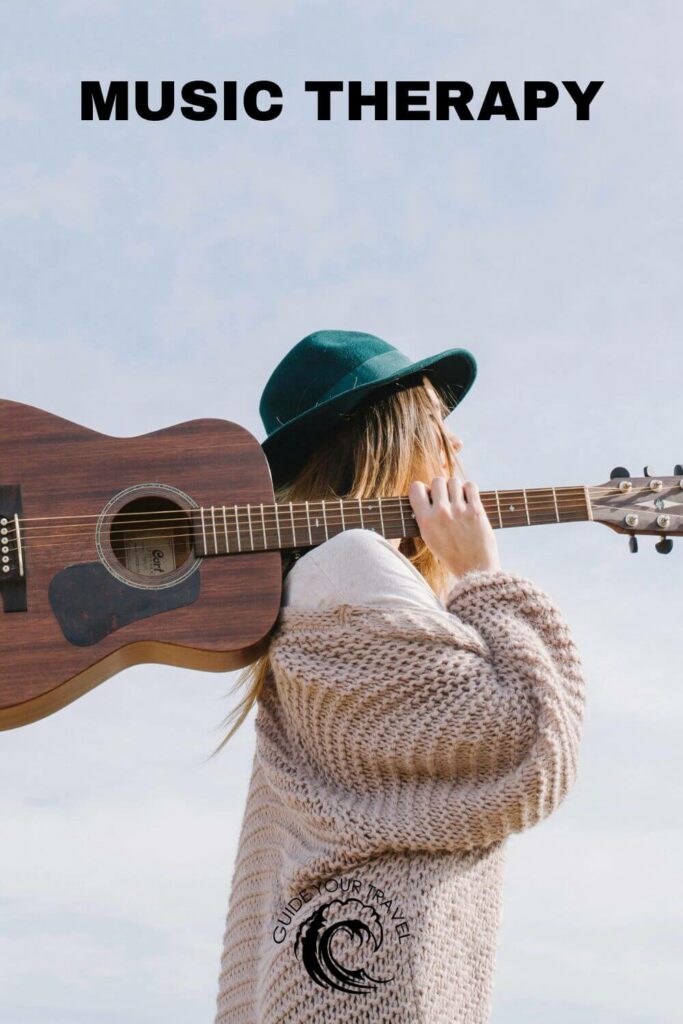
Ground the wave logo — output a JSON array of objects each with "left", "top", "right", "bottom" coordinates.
[{"left": 293, "top": 897, "right": 394, "bottom": 994}]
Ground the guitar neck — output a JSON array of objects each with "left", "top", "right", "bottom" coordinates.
[{"left": 192, "top": 485, "right": 592, "bottom": 557}]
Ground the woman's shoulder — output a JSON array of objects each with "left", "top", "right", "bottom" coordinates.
[{"left": 282, "top": 528, "right": 447, "bottom": 613}]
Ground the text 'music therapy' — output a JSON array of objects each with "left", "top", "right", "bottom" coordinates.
[{"left": 81, "top": 80, "right": 604, "bottom": 122}]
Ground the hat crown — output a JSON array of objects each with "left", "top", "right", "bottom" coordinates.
[{"left": 259, "top": 330, "right": 402, "bottom": 435}]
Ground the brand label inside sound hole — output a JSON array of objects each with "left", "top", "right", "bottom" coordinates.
[{"left": 122, "top": 534, "right": 177, "bottom": 576}]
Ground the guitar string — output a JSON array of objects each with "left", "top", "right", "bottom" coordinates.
[
  {"left": 12, "top": 496, "right": 598, "bottom": 536},
  {"left": 7, "top": 494, "right": 598, "bottom": 539},
  {"left": 8, "top": 489, "right": 650, "bottom": 535},
  {"left": 0, "top": 504, "right": 652, "bottom": 555},
  {"left": 0, "top": 516, "right": 593, "bottom": 556},
  {"left": 9, "top": 483, "right": 645, "bottom": 525},
  {"left": 1, "top": 515, "right": 663, "bottom": 557},
  {"left": 2, "top": 494, "right": 658, "bottom": 543}
]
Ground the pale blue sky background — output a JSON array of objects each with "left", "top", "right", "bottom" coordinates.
[{"left": 1, "top": 2, "right": 681, "bottom": 1022}]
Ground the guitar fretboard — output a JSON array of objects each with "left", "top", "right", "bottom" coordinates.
[{"left": 192, "top": 486, "right": 591, "bottom": 557}]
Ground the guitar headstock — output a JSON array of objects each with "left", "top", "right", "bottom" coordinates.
[{"left": 589, "top": 465, "right": 683, "bottom": 553}]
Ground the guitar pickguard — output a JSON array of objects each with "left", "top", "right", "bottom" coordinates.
[{"left": 48, "top": 561, "right": 201, "bottom": 647}]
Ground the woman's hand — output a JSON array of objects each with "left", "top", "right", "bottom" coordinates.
[{"left": 408, "top": 476, "right": 501, "bottom": 577}]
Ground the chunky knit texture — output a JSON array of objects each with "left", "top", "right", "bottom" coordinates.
[{"left": 214, "top": 569, "right": 586, "bottom": 1023}]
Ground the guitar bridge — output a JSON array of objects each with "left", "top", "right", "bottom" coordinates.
[{"left": 0, "top": 485, "right": 27, "bottom": 611}]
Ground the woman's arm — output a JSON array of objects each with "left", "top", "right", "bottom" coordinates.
[
  {"left": 258, "top": 556, "right": 586, "bottom": 884},
  {"left": 441, "top": 567, "right": 585, "bottom": 843}
]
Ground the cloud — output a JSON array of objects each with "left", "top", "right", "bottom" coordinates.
[
  {"left": 56, "top": 0, "right": 121, "bottom": 16},
  {"left": 500, "top": 824, "right": 682, "bottom": 1019},
  {"left": 0, "top": 95, "right": 35, "bottom": 122},
  {"left": 0, "top": 155, "right": 122, "bottom": 230},
  {"left": 200, "top": 0, "right": 303, "bottom": 37}
]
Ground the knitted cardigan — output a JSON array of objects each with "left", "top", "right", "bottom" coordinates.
[{"left": 214, "top": 569, "right": 586, "bottom": 1023}]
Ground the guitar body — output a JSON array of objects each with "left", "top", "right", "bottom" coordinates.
[
  {"left": 0, "top": 400, "right": 282, "bottom": 729},
  {"left": 2, "top": 398, "right": 679, "bottom": 731}
]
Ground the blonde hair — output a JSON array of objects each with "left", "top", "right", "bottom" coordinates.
[{"left": 208, "top": 374, "right": 462, "bottom": 758}]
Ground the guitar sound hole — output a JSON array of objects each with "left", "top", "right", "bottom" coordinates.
[{"left": 109, "top": 496, "right": 193, "bottom": 578}]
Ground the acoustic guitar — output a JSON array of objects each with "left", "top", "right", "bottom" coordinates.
[{"left": 0, "top": 398, "right": 680, "bottom": 730}]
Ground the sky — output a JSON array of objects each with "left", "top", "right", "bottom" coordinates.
[{"left": 1, "top": 1, "right": 681, "bottom": 1021}]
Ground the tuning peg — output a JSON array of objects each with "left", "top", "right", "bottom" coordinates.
[
  {"left": 655, "top": 537, "right": 674, "bottom": 554},
  {"left": 643, "top": 465, "right": 658, "bottom": 477},
  {"left": 675, "top": 464, "right": 683, "bottom": 476},
  {"left": 629, "top": 535, "right": 639, "bottom": 554},
  {"left": 610, "top": 466, "right": 630, "bottom": 479}
]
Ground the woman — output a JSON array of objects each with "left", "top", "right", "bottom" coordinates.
[{"left": 211, "top": 330, "right": 586, "bottom": 1024}]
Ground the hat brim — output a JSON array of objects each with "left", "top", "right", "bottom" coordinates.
[{"left": 261, "top": 347, "right": 476, "bottom": 489}]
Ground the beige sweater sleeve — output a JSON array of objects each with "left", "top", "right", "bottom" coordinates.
[
  {"left": 258, "top": 568, "right": 586, "bottom": 888},
  {"left": 441, "top": 569, "right": 586, "bottom": 842}
]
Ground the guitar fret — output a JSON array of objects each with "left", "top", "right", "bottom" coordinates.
[
  {"left": 583, "top": 486, "right": 594, "bottom": 521},
  {"left": 398, "top": 497, "right": 406, "bottom": 535},
  {"left": 199, "top": 507, "right": 208, "bottom": 552},
  {"left": 494, "top": 490, "right": 503, "bottom": 528},
  {"left": 210, "top": 505, "right": 218, "bottom": 553},
  {"left": 322, "top": 500, "right": 329, "bottom": 540},
  {"left": 234, "top": 504, "right": 241, "bottom": 551},
  {"left": 260, "top": 503, "right": 267, "bottom": 550},
  {"left": 305, "top": 500, "right": 312, "bottom": 544},
  {"left": 358, "top": 498, "right": 365, "bottom": 528},
  {"left": 290, "top": 503, "right": 296, "bottom": 546},
  {"left": 522, "top": 490, "right": 531, "bottom": 526},
  {"left": 246, "top": 504, "right": 254, "bottom": 550},
  {"left": 339, "top": 498, "right": 346, "bottom": 532},
  {"left": 378, "top": 497, "right": 385, "bottom": 536},
  {"left": 274, "top": 503, "right": 282, "bottom": 548},
  {"left": 553, "top": 487, "right": 577, "bottom": 525},
  {"left": 222, "top": 505, "right": 229, "bottom": 552}
]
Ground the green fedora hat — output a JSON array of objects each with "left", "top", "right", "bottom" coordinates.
[{"left": 260, "top": 329, "right": 477, "bottom": 488}]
